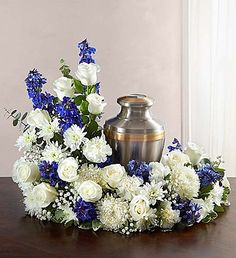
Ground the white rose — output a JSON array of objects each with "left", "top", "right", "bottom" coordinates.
[
  {"left": 78, "top": 180, "right": 102, "bottom": 202},
  {"left": 75, "top": 63, "right": 100, "bottom": 86},
  {"left": 130, "top": 195, "right": 150, "bottom": 221},
  {"left": 27, "top": 109, "right": 50, "bottom": 128},
  {"left": 12, "top": 159, "right": 40, "bottom": 183},
  {"left": 86, "top": 93, "right": 107, "bottom": 115},
  {"left": 165, "top": 150, "right": 190, "bottom": 169},
  {"left": 53, "top": 77, "right": 74, "bottom": 101},
  {"left": 102, "top": 164, "right": 125, "bottom": 188},
  {"left": 33, "top": 182, "right": 57, "bottom": 208},
  {"left": 58, "top": 157, "right": 79, "bottom": 182},
  {"left": 184, "top": 142, "right": 204, "bottom": 165}
]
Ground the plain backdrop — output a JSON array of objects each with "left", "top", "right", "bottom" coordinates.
[{"left": 0, "top": 0, "right": 181, "bottom": 176}]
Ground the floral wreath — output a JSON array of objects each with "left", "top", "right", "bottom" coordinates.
[{"left": 8, "top": 39, "right": 231, "bottom": 235}]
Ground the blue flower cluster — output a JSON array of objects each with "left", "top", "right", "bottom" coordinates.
[
  {"left": 196, "top": 164, "right": 223, "bottom": 188},
  {"left": 74, "top": 198, "right": 97, "bottom": 222},
  {"left": 39, "top": 160, "right": 66, "bottom": 187},
  {"left": 172, "top": 198, "right": 202, "bottom": 225},
  {"left": 167, "top": 138, "right": 183, "bottom": 152},
  {"left": 78, "top": 39, "right": 96, "bottom": 64},
  {"left": 97, "top": 155, "right": 112, "bottom": 168},
  {"left": 55, "top": 97, "right": 83, "bottom": 132},
  {"left": 25, "top": 69, "right": 54, "bottom": 112},
  {"left": 127, "top": 160, "right": 151, "bottom": 183}
]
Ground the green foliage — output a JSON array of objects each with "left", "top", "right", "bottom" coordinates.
[
  {"left": 74, "top": 95, "right": 86, "bottom": 106},
  {"left": 198, "top": 184, "right": 214, "bottom": 199},
  {"left": 214, "top": 205, "right": 225, "bottom": 213},
  {"left": 200, "top": 158, "right": 211, "bottom": 165},
  {"left": 92, "top": 220, "right": 102, "bottom": 231},
  {"left": 202, "top": 211, "right": 218, "bottom": 223},
  {"left": 80, "top": 100, "right": 89, "bottom": 115},
  {"left": 59, "top": 59, "right": 72, "bottom": 78},
  {"left": 52, "top": 209, "right": 64, "bottom": 223},
  {"left": 74, "top": 79, "right": 84, "bottom": 93},
  {"left": 222, "top": 186, "right": 230, "bottom": 203},
  {"left": 4, "top": 108, "right": 29, "bottom": 132},
  {"left": 78, "top": 221, "right": 93, "bottom": 230},
  {"left": 213, "top": 167, "right": 225, "bottom": 176}
]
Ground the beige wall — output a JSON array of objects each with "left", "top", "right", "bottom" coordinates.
[{"left": 0, "top": 0, "right": 182, "bottom": 176}]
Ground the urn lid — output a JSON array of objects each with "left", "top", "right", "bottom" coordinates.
[{"left": 117, "top": 94, "right": 154, "bottom": 108}]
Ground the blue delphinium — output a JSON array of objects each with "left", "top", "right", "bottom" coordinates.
[
  {"left": 127, "top": 160, "right": 151, "bottom": 183},
  {"left": 196, "top": 164, "right": 223, "bottom": 188},
  {"left": 172, "top": 198, "right": 202, "bottom": 226},
  {"left": 74, "top": 198, "right": 97, "bottom": 222},
  {"left": 97, "top": 156, "right": 112, "bottom": 168},
  {"left": 168, "top": 138, "right": 183, "bottom": 152},
  {"left": 39, "top": 160, "right": 66, "bottom": 187},
  {"left": 55, "top": 97, "right": 83, "bottom": 132},
  {"left": 78, "top": 39, "right": 96, "bottom": 64},
  {"left": 25, "top": 69, "right": 55, "bottom": 112}
]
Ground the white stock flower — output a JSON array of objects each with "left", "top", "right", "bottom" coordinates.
[
  {"left": 38, "top": 118, "right": 60, "bottom": 141},
  {"left": 141, "top": 181, "right": 166, "bottom": 205},
  {"left": 15, "top": 128, "right": 37, "bottom": 151},
  {"left": 164, "top": 150, "right": 190, "bottom": 169},
  {"left": 86, "top": 93, "right": 107, "bottom": 115},
  {"left": 53, "top": 77, "right": 74, "bottom": 101},
  {"left": 78, "top": 180, "right": 102, "bottom": 202},
  {"left": 193, "top": 197, "right": 214, "bottom": 220},
  {"left": 97, "top": 194, "right": 129, "bottom": 231},
  {"left": 42, "top": 142, "right": 65, "bottom": 162},
  {"left": 83, "top": 136, "right": 112, "bottom": 163},
  {"left": 184, "top": 142, "right": 204, "bottom": 165},
  {"left": 32, "top": 182, "right": 57, "bottom": 208},
  {"left": 169, "top": 165, "right": 200, "bottom": 199},
  {"left": 209, "top": 182, "right": 224, "bottom": 206},
  {"left": 117, "top": 176, "right": 142, "bottom": 201},
  {"left": 75, "top": 63, "right": 100, "bottom": 86},
  {"left": 12, "top": 158, "right": 40, "bottom": 184},
  {"left": 64, "top": 125, "right": 87, "bottom": 151},
  {"left": 27, "top": 109, "right": 50, "bottom": 128},
  {"left": 102, "top": 164, "right": 126, "bottom": 188},
  {"left": 149, "top": 162, "right": 170, "bottom": 183},
  {"left": 58, "top": 157, "right": 79, "bottom": 182},
  {"left": 129, "top": 195, "right": 152, "bottom": 221},
  {"left": 158, "top": 201, "right": 181, "bottom": 230}
]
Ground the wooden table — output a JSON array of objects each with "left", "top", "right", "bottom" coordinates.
[{"left": 0, "top": 177, "right": 235, "bottom": 258}]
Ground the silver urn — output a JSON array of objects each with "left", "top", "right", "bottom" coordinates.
[{"left": 104, "top": 94, "right": 165, "bottom": 167}]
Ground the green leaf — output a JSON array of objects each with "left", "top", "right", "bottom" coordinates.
[
  {"left": 21, "top": 112, "right": 28, "bottom": 121},
  {"left": 15, "top": 112, "right": 21, "bottom": 120},
  {"left": 13, "top": 119, "right": 18, "bottom": 126},
  {"left": 81, "top": 115, "right": 89, "bottom": 124},
  {"left": 214, "top": 205, "right": 224, "bottom": 213},
  {"left": 11, "top": 109, "right": 17, "bottom": 115},
  {"left": 78, "top": 221, "right": 92, "bottom": 230},
  {"left": 201, "top": 211, "right": 218, "bottom": 223},
  {"left": 200, "top": 158, "right": 211, "bottom": 165},
  {"left": 87, "top": 120, "right": 98, "bottom": 134},
  {"left": 74, "top": 95, "right": 85, "bottom": 106},
  {"left": 52, "top": 209, "right": 64, "bottom": 223},
  {"left": 64, "top": 220, "right": 74, "bottom": 228},
  {"left": 198, "top": 184, "right": 214, "bottom": 199},
  {"left": 213, "top": 167, "right": 225, "bottom": 176},
  {"left": 80, "top": 100, "right": 89, "bottom": 115},
  {"left": 222, "top": 186, "right": 231, "bottom": 202},
  {"left": 74, "top": 79, "right": 84, "bottom": 93},
  {"left": 92, "top": 220, "right": 102, "bottom": 231}
]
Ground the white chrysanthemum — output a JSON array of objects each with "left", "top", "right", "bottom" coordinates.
[
  {"left": 61, "top": 205, "right": 78, "bottom": 224},
  {"left": 97, "top": 194, "right": 129, "bottom": 231},
  {"left": 141, "top": 181, "right": 166, "bottom": 205},
  {"left": 38, "top": 118, "right": 60, "bottom": 141},
  {"left": 169, "top": 164, "right": 200, "bottom": 199},
  {"left": 163, "top": 150, "right": 190, "bottom": 169},
  {"left": 74, "top": 164, "right": 102, "bottom": 188},
  {"left": 42, "top": 142, "right": 65, "bottom": 162},
  {"left": 117, "top": 176, "right": 142, "bottom": 201},
  {"left": 209, "top": 182, "right": 224, "bottom": 206},
  {"left": 15, "top": 128, "right": 37, "bottom": 151},
  {"left": 149, "top": 162, "right": 170, "bottom": 183},
  {"left": 83, "top": 136, "right": 112, "bottom": 163},
  {"left": 193, "top": 197, "right": 214, "bottom": 220},
  {"left": 64, "top": 125, "right": 87, "bottom": 151},
  {"left": 24, "top": 191, "right": 42, "bottom": 216},
  {"left": 158, "top": 201, "right": 181, "bottom": 230}
]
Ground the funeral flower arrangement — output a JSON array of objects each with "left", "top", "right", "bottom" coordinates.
[{"left": 9, "top": 40, "right": 231, "bottom": 234}]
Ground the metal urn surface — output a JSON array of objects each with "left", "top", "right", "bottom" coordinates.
[{"left": 104, "top": 94, "right": 165, "bottom": 167}]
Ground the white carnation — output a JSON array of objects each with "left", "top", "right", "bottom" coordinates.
[
  {"left": 42, "top": 142, "right": 65, "bottom": 163},
  {"left": 169, "top": 165, "right": 200, "bottom": 199},
  {"left": 83, "top": 136, "right": 112, "bottom": 163},
  {"left": 53, "top": 77, "right": 74, "bottom": 101},
  {"left": 149, "top": 162, "right": 170, "bottom": 183},
  {"left": 141, "top": 181, "right": 166, "bottom": 205},
  {"left": 64, "top": 125, "right": 87, "bottom": 151},
  {"left": 117, "top": 176, "right": 142, "bottom": 201},
  {"left": 158, "top": 201, "right": 181, "bottom": 230},
  {"left": 164, "top": 150, "right": 190, "bottom": 169},
  {"left": 97, "top": 194, "right": 129, "bottom": 231},
  {"left": 15, "top": 128, "right": 37, "bottom": 151},
  {"left": 86, "top": 93, "right": 107, "bottom": 115}
]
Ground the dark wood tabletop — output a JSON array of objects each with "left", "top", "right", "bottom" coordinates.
[{"left": 0, "top": 177, "right": 235, "bottom": 258}]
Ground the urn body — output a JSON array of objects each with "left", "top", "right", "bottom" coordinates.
[{"left": 104, "top": 94, "right": 165, "bottom": 167}]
